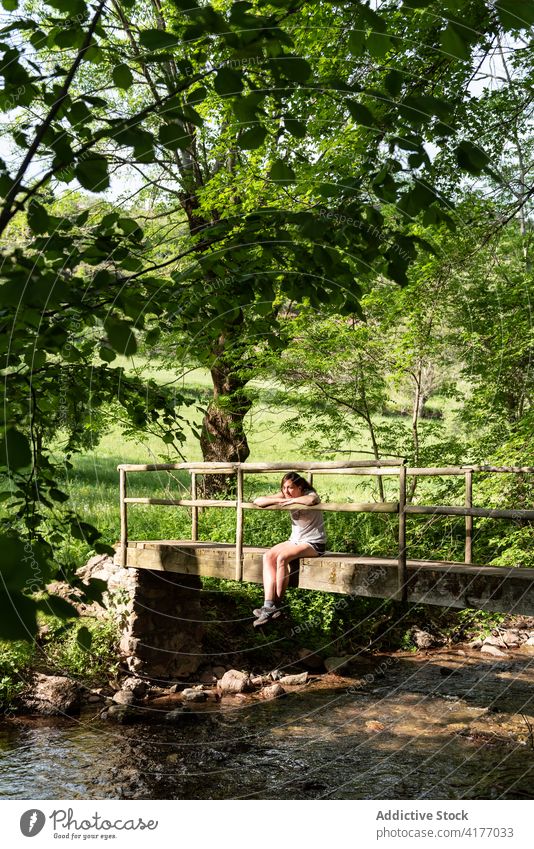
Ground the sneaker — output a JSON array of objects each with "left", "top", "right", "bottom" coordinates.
[
  {"left": 252, "top": 606, "right": 282, "bottom": 627},
  {"left": 253, "top": 605, "right": 276, "bottom": 618},
  {"left": 253, "top": 609, "right": 275, "bottom": 627}
]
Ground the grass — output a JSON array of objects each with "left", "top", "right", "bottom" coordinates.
[{"left": 44, "top": 359, "right": 531, "bottom": 571}]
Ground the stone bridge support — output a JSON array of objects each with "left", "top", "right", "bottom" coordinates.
[{"left": 79, "top": 556, "right": 204, "bottom": 681}]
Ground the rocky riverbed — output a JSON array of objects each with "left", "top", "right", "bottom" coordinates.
[{"left": 2, "top": 637, "right": 534, "bottom": 800}]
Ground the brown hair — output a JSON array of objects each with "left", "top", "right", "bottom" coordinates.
[{"left": 281, "top": 471, "right": 317, "bottom": 495}]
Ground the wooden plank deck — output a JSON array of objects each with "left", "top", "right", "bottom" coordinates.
[{"left": 117, "top": 541, "right": 534, "bottom": 616}]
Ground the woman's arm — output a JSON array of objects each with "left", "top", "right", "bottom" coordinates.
[
  {"left": 284, "top": 493, "right": 320, "bottom": 506},
  {"left": 253, "top": 492, "right": 285, "bottom": 507}
]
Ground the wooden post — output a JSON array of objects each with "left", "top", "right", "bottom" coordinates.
[
  {"left": 119, "top": 468, "right": 128, "bottom": 568},
  {"left": 465, "top": 469, "right": 473, "bottom": 564},
  {"left": 398, "top": 464, "right": 407, "bottom": 602},
  {"left": 235, "top": 467, "right": 244, "bottom": 581},
  {"left": 307, "top": 472, "right": 314, "bottom": 487},
  {"left": 191, "top": 472, "right": 198, "bottom": 541}
]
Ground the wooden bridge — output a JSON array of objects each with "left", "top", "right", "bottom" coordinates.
[{"left": 116, "top": 460, "right": 534, "bottom": 616}]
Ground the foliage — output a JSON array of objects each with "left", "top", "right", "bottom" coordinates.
[
  {"left": 1, "top": 0, "right": 533, "bottom": 642},
  {"left": 41, "top": 616, "right": 121, "bottom": 684},
  {"left": 0, "top": 640, "right": 35, "bottom": 708}
]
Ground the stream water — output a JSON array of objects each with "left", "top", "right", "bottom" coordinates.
[{"left": 1, "top": 647, "right": 534, "bottom": 800}]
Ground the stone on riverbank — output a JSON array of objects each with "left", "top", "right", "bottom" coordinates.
[
  {"left": 20, "top": 673, "right": 81, "bottom": 716},
  {"left": 298, "top": 648, "right": 325, "bottom": 670},
  {"left": 259, "top": 683, "right": 286, "bottom": 700},
  {"left": 324, "top": 656, "right": 352, "bottom": 673}
]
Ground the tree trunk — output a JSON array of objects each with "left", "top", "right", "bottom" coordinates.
[
  {"left": 199, "top": 340, "right": 252, "bottom": 495},
  {"left": 408, "top": 366, "right": 423, "bottom": 502}
]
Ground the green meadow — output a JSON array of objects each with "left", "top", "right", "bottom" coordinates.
[{"left": 51, "top": 357, "right": 515, "bottom": 573}]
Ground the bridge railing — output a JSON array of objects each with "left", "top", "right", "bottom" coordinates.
[{"left": 117, "top": 461, "right": 534, "bottom": 601}]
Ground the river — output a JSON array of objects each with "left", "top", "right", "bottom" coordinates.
[{"left": 1, "top": 647, "right": 533, "bottom": 800}]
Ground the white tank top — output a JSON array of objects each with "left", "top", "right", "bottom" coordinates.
[{"left": 289, "top": 500, "right": 326, "bottom": 545}]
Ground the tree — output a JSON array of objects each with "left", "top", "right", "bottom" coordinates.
[{"left": 1, "top": 0, "right": 533, "bottom": 636}]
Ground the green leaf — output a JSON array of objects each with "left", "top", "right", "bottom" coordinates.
[
  {"left": 397, "top": 180, "right": 438, "bottom": 216},
  {"left": 274, "top": 55, "right": 312, "bottom": 82},
  {"left": 173, "top": 103, "right": 201, "bottom": 127},
  {"left": 139, "top": 29, "right": 180, "bottom": 51},
  {"left": 99, "top": 345, "right": 116, "bottom": 363},
  {"left": 82, "top": 94, "right": 108, "bottom": 108},
  {"left": 214, "top": 66, "right": 243, "bottom": 95},
  {"left": 187, "top": 86, "right": 207, "bottom": 105},
  {"left": 440, "top": 23, "right": 470, "bottom": 60},
  {"left": 112, "top": 63, "right": 134, "bottom": 90},
  {"left": 402, "top": 0, "right": 435, "bottom": 7},
  {"left": 27, "top": 200, "right": 50, "bottom": 234},
  {"left": 387, "top": 257, "right": 409, "bottom": 286},
  {"left": 2, "top": 0, "right": 19, "bottom": 10},
  {"left": 284, "top": 117, "right": 306, "bottom": 138},
  {"left": 48, "top": 487, "right": 69, "bottom": 503},
  {"left": 24, "top": 349, "right": 46, "bottom": 369},
  {"left": 348, "top": 29, "right": 365, "bottom": 55},
  {"left": 347, "top": 100, "right": 376, "bottom": 126},
  {"left": 496, "top": 0, "right": 534, "bottom": 29},
  {"left": 384, "top": 69, "right": 403, "bottom": 97},
  {"left": 0, "top": 590, "right": 37, "bottom": 640},
  {"left": 76, "top": 625, "right": 92, "bottom": 650},
  {"left": 0, "top": 535, "right": 36, "bottom": 590},
  {"left": 104, "top": 318, "right": 137, "bottom": 356},
  {"left": 66, "top": 100, "right": 92, "bottom": 127},
  {"left": 54, "top": 27, "right": 83, "bottom": 48},
  {"left": 455, "top": 140, "right": 490, "bottom": 174},
  {"left": 238, "top": 125, "right": 267, "bottom": 149},
  {"left": 366, "top": 31, "right": 392, "bottom": 58},
  {"left": 270, "top": 159, "right": 296, "bottom": 184},
  {"left": 93, "top": 542, "right": 115, "bottom": 557},
  {"left": 45, "top": 0, "right": 86, "bottom": 15},
  {"left": 232, "top": 92, "right": 263, "bottom": 123},
  {"left": 0, "top": 429, "right": 32, "bottom": 470},
  {"left": 75, "top": 154, "right": 109, "bottom": 192},
  {"left": 159, "top": 123, "right": 191, "bottom": 150},
  {"left": 399, "top": 94, "right": 452, "bottom": 124}
]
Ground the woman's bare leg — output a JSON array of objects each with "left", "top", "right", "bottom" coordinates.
[
  {"left": 262, "top": 549, "right": 278, "bottom": 603},
  {"left": 263, "top": 542, "right": 319, "bottom": 604}
]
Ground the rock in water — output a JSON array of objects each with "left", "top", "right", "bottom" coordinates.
[
  {"left": 181, "top": 689, "right": 208, "bottom": 703},
  {"left": 279, "top": 672, "right": 308, "bottom": 686},
  {"left": 119, "top": 676, "right": 148, "bottom": 698},
  {"left": 217, "top": 670, "right": 252, "bottom": 695},
  {"left": 481, "top": 644, "right": 507, "bottom": 657},
  {"left": 20, "top": 673, "right": 81, "bottom": 716},
  {"left": 112, "top": 690, "right": 136, "bottom": 706},
  {"left": 259, "top": 683, "right": 286, "bottom": 700}
]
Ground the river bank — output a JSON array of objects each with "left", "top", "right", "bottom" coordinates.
[{"left": 1, "top": 644, "right": 533, "bottom": 800}]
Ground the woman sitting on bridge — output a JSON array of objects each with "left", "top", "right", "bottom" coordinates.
[{"left": 252, "top": 471, "right": 326, "bottom": 627}]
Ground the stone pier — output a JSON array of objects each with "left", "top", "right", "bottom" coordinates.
[{"left": 79, "top": 555, "right": 204, "bottom": 681}]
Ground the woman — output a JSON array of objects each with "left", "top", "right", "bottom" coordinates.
[{"left": 252, "top": 471, "right": 326, "bottom": 627}]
